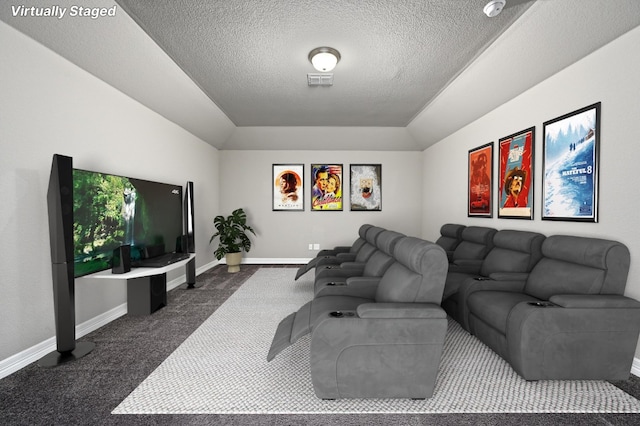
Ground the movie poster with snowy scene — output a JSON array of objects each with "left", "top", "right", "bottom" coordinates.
[{"left": 542, "top": 102, "right": 600, "bottom": 222}]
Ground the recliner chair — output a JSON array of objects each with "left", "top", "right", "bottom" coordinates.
[
  {"left": 314, "top": 230, "right": 404, "bottom": 298},
  {"left": 447, "top": 226, "right": 497, "bottom": 274},
  {"left": 268, "top": 237, "right": 449, "bottom": 399},
  {"left": 313, "top": 226, "right": 384, "bottom": 278},
  {"left": 462, "top": 235, "right": 640, "bottom": 380},
  {"left": 295, "top": 224, "right": 374, "bottom": 280},
  {"left": 442, "top": 229, "right": 545, "bottom": 329}
]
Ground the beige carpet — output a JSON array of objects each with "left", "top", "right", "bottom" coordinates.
[{"left": 113, "top": 268, "right": 640, "bottom": 414}]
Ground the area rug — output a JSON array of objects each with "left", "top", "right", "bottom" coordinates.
[{"left": 113, "top": 268, "right": 640, "bottom": 414}]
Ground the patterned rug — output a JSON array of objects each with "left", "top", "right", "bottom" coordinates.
[{"left": 113, "top": 268, "right": 640, "bottom": 414}]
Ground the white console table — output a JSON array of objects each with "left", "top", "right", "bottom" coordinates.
[{"left": 81, "top": 254, "right": 196, "bottom": 315}]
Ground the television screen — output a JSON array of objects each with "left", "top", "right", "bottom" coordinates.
[{"left": 73, "top": 168, "right": 183, "bottom": 277}]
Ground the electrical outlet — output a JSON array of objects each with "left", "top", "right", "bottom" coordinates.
[
  {"left": 313, "top": 244, "right": 320, "bottom": 250},
  {"left": 308, "top": 243, "right": 313, "bottom": 250}
]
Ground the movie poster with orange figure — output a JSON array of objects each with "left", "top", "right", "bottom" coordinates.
[
  {"left": 311, "top": 164, "right": 343, "bottom": 211},
  {"left": 468, "top": 143, "right": 493, "bottom": 217},
  {"left": 273, "top": 164, "right": 304, "bottom": 211},
  {"left": 498, "top": 127, "right": 535, "bottom": 219}
]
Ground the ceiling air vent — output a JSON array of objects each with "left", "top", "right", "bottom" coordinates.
[{"left": 307, "top": 73, "right": 334, "bottom": 86}]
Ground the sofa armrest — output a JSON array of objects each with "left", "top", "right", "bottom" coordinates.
[
  {"left": 315, "top": 257, "right": 342, "bottom": 268},
  {"left": 549, "top": 294, "right": 640, "bottom": 309},
  {"left": 357, "top": 303, "right": 446, "bottom": 319},
  {"left": 314, "top": 263, "right": 366, "bottom": 280},
  {"left": 335, "top": 252, "right": 357, "bottom": 262},
  {"left": 488, "top": 272, "right": 530, "bottom": 282},
  {"left": 506, "top": 299, "right": 640, "bottom": 380},
  {"left": 448, "top": 259, "right": 482, "bottom": 274},
  {"left": 318, "top": 246, "right": 350, "bottom": 257},
  {"left": 314, "top": 277, "right": 381, "bottom": 298},
  {"left": 310, "top": 312, "right": 448, "bottom": 399}
]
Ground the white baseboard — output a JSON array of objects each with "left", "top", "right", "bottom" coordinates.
[
  {"left": 0, "top": 302, "right": 128, "bottom": 380},
  {"left": 220, "top": 257, "right": 311, "bottom": 265},
  {"left": 3, "top": 259, "right": 639, "bottom": 382},
  {"left": 0, "top": 262, "right": 219, "bottom": 380}
]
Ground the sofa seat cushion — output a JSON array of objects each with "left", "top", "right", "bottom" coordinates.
[{"left": 467, "top": 291, "right": 538, "bottom": 334}]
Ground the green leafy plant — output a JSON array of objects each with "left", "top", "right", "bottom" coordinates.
[{"left": 209, "top": 208, "right": 256, "bottom": 260}]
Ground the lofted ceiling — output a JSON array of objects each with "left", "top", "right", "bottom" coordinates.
[{"left": 2, "top": 1, "right": 640, "bottom": 150}]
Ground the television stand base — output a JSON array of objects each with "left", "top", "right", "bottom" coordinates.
[{"left": 38, "top": 341, "right": 95, "bottom": 368}]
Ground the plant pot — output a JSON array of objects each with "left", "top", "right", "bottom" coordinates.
[{"left": 225, "top": 252, "right": 243, "bottom": 273}]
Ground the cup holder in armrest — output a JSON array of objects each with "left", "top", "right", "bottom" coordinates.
[
  {"left": 327, "top": 282, "right": 346, "bottom": 286},
  {"left": 528, "top": 301, "right": 555, "bottom": 307},
  {"left": 329, "top": 311, "right": 356, "bottom": 318}
]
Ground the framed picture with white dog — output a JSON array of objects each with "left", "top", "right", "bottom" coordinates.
[{"left": 498, "top": 127, "right": 535, "bottom": 219}]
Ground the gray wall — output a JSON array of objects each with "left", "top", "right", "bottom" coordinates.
[
  {"left": 0, "top": 22, "right": 220, "bottom": 362},
  {"left": 2, "top": 20, "right": 640, "bottom": 373},
  {"left": 422, "top": 26, "right": 640, "bottom": 358},
  {"left": 218, "top": 150, "right": 423, "bottom": 260}
]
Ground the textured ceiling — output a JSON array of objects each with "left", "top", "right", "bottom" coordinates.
[
  {"left": 2, "top": 1, "right": 640, "bottom": 150},
  {"left": 115, "top": 0, "right": 533, "bottom": 127}
]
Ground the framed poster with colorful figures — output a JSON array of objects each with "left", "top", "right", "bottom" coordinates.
[
  {"left": 311, "top": 164, "right": 343, "bottom": 211},
  {"left": 273, "top": 164, "right": 304, "bottom": 211},
  {"left": 350, "top": 164, "right": 381, "bottom": 211},
  {"left": 498, "top": 127, "right": 535, "bottom": 219}
]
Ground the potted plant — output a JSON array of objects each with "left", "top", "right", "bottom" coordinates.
[{"left": 210, "top": 208, "right": 256, "bottom": 272}]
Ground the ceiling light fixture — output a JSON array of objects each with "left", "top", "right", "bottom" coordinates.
[
  {"left": 308, "top": 47, "right": 341, "bottom": 72},
  {"left": 483, "top": 0, "right": 506, "bottom": 18}
]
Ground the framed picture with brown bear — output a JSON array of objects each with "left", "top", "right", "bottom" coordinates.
[
  {"left": 350, "top": 164, "right": 381, "bottom": 211},
  {"left": 498, "top": 127, "right": 535, "bottom": 219},
  {"left": 468, "top": 142, "right": 493, "bottom": 218}
]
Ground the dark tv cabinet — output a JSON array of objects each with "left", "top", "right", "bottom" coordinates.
[{"left": 81, "top": 254, "right": 195, "bottom": 316}]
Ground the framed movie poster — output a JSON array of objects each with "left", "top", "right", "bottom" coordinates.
[
  {"left": 542, "top": 102, "right": 600, "bottom": 222},
  {"left": 468, "top": 142, "right": 493, "bottom": 218},
  {"left": 498, "top": 127, "right": 535, "bottom": 219},
  {"left": 350, "top": 164, "right": 382, "bottom": 211},
  {"left": 272, "top": 164, "right": 304, "bottom": 211},
  {"left": 311, "top": 164, "right": 343, "bottom": 211}
]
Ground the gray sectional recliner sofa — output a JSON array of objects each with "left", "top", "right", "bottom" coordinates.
[
  {"left": 269, "top": 235, "right": 450, "bottom": 399},
  {"left": 270, "top": 223, "right": 640, "bottom": 400}
]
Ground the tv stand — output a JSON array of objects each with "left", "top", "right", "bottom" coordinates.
[{"left": 82, "top": 254, "right": 195, "bottom": 316}]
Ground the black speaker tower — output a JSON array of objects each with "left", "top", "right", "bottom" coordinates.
[
  {"left": 184, "top": 181, "right": 196, "bottom": 288},
  {"left": 40, "top": 154, "right": 94, "bottom": 367}
]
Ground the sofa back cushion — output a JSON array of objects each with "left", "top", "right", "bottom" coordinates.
[
  {"left": 525, "top": 235, "right": 630, "bottom": 300},
  {"left": 376, "top": 237, "right": 448, "bottom": 304},
  {"left": 436, "top": 223, "right": 465, "bottom": 260},
  {"left": 348, "top": 224, "right": 374, "bottom": 253},
  {"left": 361, "top": 231, "right": 404, "bottom": 277},
  {"left": 452, "top": 226, "right": 497, "bottom": 263},
  {"left": 480, "top": 230, "right": 545, "bottom": 276},
  {"left": 354, "top": 226, "right": 385, "bottom": 262}
]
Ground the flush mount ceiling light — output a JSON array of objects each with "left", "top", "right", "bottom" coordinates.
[
  {"left": 309, "top": 47, "right": 341, "bottom": 72},
  {"left": 483, "top": 0, "right": 506, "bottom": 17}
]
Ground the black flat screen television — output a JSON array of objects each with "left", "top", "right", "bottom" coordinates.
[{"left": 73, "top": 168, "right": 183, "bottom": 277}]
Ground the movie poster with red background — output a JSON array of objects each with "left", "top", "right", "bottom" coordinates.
[
  {"left": 498, "top": 127, "right": 534, "bottom": 219},
  {"left": 468, "top": 143, "right": 493, "bottom": 217}
]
